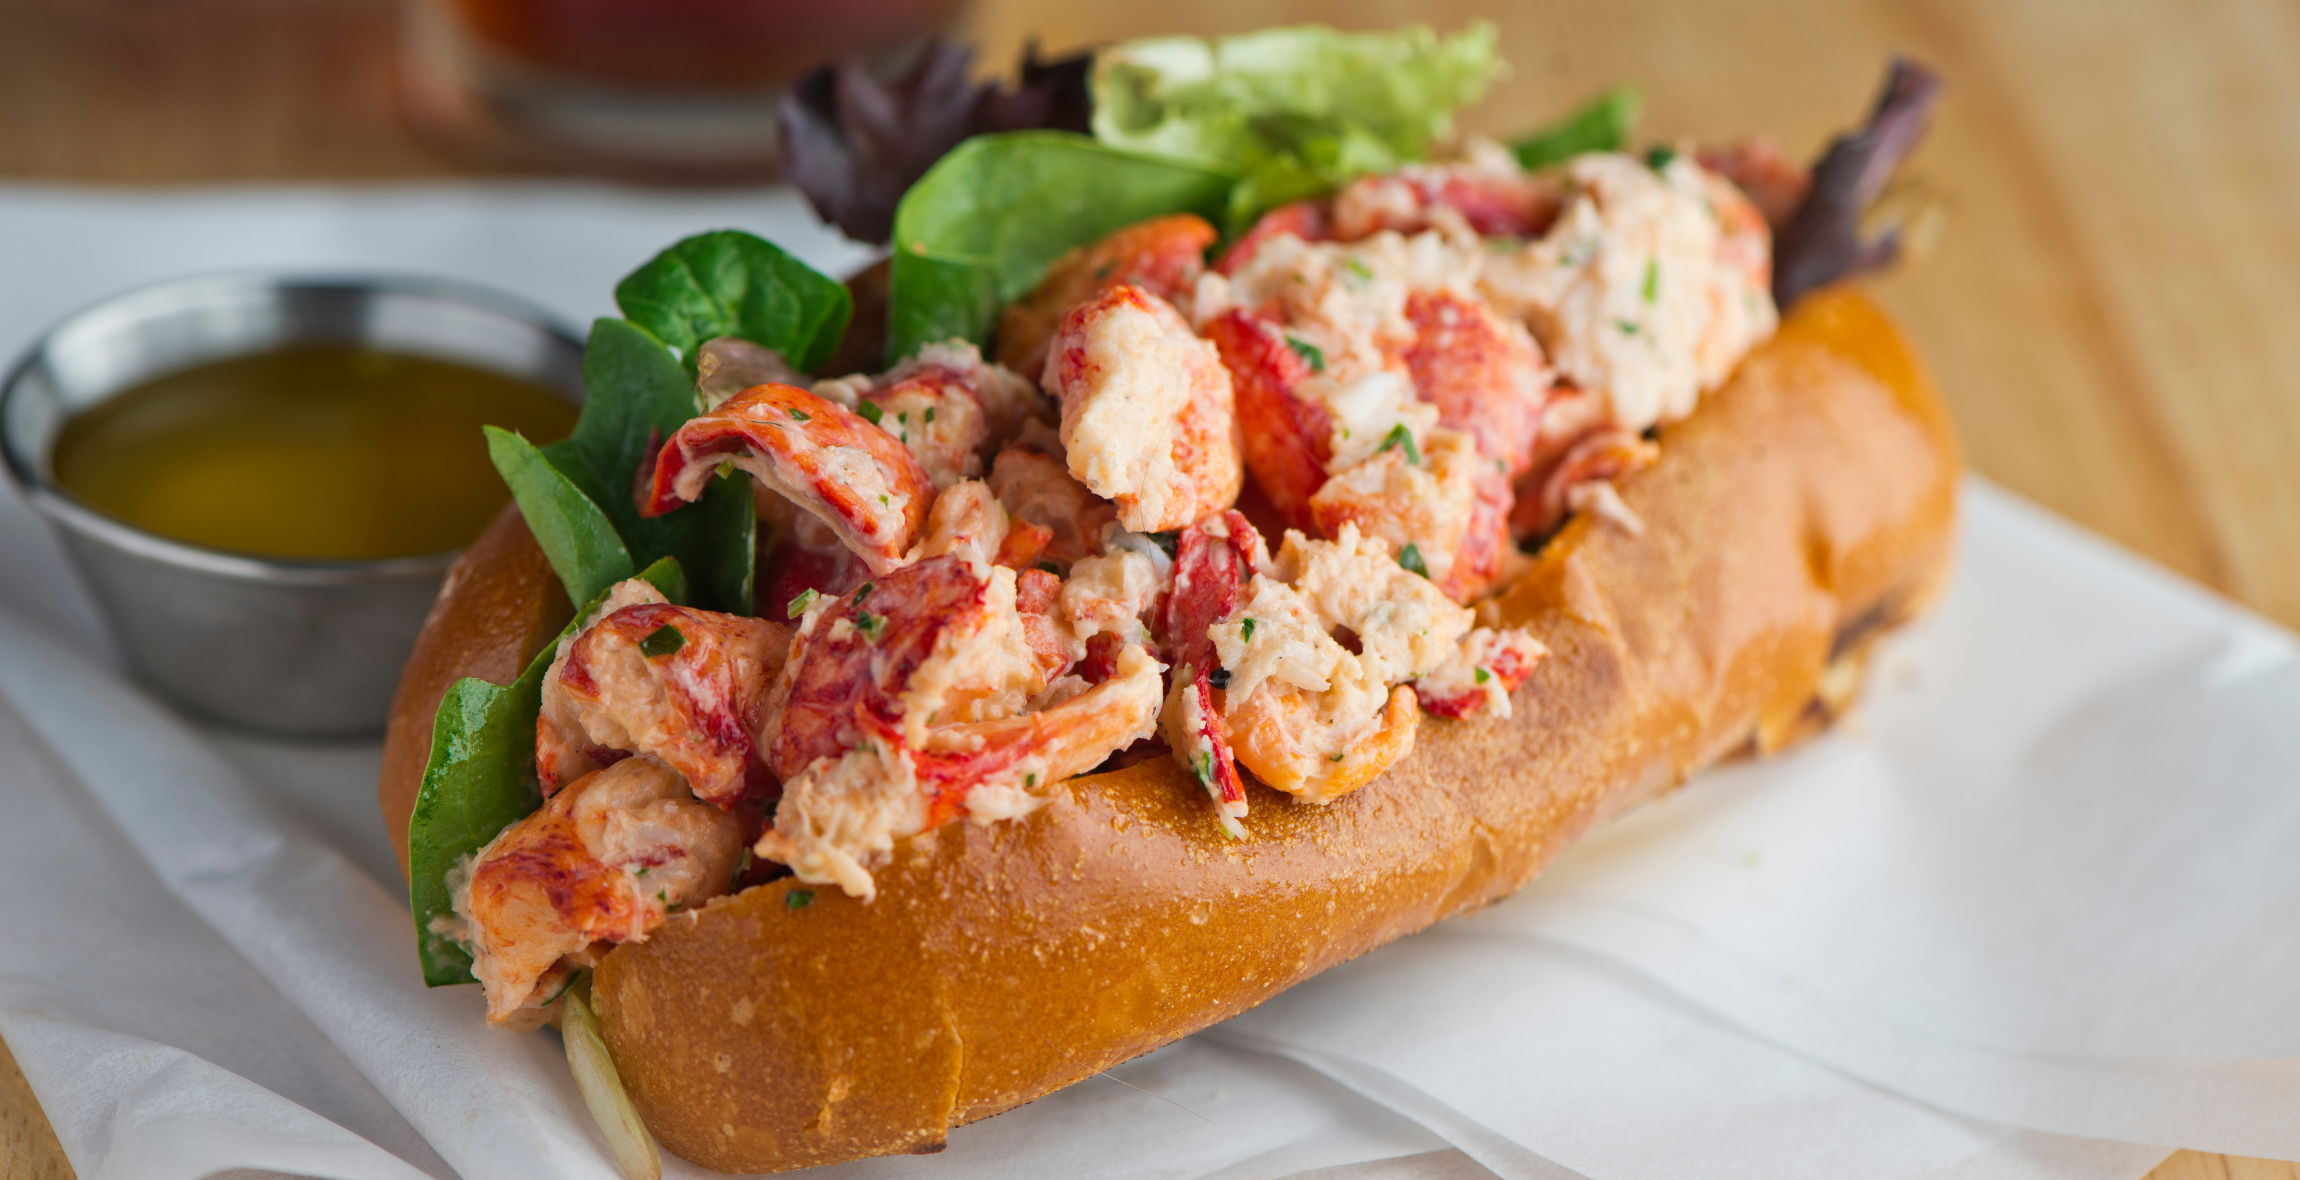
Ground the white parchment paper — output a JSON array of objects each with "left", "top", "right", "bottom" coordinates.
[{"left": 0, "top": 186, "right": 2274, "bottom": 1180}]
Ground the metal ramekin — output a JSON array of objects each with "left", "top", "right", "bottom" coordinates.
[{"left": 0, "top": 273, "right": 584, "bottom": 737}]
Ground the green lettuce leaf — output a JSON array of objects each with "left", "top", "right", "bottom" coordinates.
[
  {"left": 549, "top": 317, "right": 708, "bottom": 514},
  {"left": 540, "top": 317, "right": 755, "bottom": 615},
  {"left": 1511, "top": 87, "right": 1642, "bottom": 171},
  {"left": 1091, "top": 24, "right": 1500, "bottom": 229},
  {"left": 613, "top": 230, "right": 853, "bottom": 374},
  {"left": 885, "top": 131, "right": 1233, "bottom": 358},
  {"left": 692, "top": 470, "right": 756, "bottom": 618},
  {"left": 409, "top": 557, "right": 689, "bottom": 987},
  {"left": 483, "top": 426, "right": 635, "bottom": 608}
]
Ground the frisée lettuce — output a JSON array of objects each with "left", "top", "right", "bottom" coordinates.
[{"left": 1091, "top": 24, "right": 1502, "bottom": 229}]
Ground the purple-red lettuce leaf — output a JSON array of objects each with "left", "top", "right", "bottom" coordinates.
[
  {"left": 1773, "top": 57, "right": 1944, "bottom": 307},
  {"left": 779, "top": 38, "right": 1094, "bottom": 245}
]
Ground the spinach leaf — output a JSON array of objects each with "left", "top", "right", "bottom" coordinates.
[
  {"left": 888, "top": 252, "right": 1004, "bottom": 367},
  {"left": 694, "top": 468, "right": 756, "bottom": 617},
  {"left": 540, "top": 317, "right": 755, "bottom": 614},
  {"left": 483, "top": 426, "right": 635, "bottom": 609},
  {"left": 886, "top": 131, "right": 1234, "bottom": 358},
  {"left": 1511, "top": 87, "right": 1643, "bottom": 171},
  {"left": 409, "top": 557, "right": 689, "bottom": 986},
  {"left": 407, "top": 668, "right": 544, "bottom": 985},
  {"left": 546, "top": 317, "right": 699, "bottom": 525},
  {"left": 613, "top": 231, "right": 853, "bottom": 374}
]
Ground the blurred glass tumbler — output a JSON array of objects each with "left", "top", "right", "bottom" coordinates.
[{"left": 398, "top": 0, "right": 970, "bottom": 182}]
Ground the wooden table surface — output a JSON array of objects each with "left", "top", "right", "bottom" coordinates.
[{"left": 6, "top": 0, "right": 2297, "bottom": 1176}]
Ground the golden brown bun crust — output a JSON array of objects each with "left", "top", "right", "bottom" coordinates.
[
  {"left": 379, "top": 504, "right": 572, "bottom": 874},
  {"left": 378, "top": 287, "right": 1959, "bottom": 1173}
]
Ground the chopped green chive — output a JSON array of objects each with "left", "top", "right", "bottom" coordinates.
[
  {"left": 923, "top": 406, "right": 936, "bottom": 425},
  {"left": 857, "top": 400, "right": 884, "bottom": 426},
  {"left": 786, "top": 889, "right": 814, "bottom": 910},
  {"left": 1285, "top": 335, "right": 1326, "bottom": 372},
  {"left": 1378, "top": 424, "right": 1422, "bottom": 466},
  {"left": 1344, "top": 258, "right": 1374, "bottom": 282},
  {"left": 639, "top": 624, "right": 686, "bottom": 658},
  {"left": 1241, "top": 617, "right": 1257, "bottom": 643},
  {"left": 1024, "top": 772, "right": 1038, "bottom": 789},
  {"left": 1616, "top": 319, "right": 1640, "bottom": 336},
  {"left": 853, "top": 581, "right": 874, "bottom": 605},
  {"left": 1475, "top": 667, "right": 1492, "bottom": 685},
  {"left": 1642, "top": 258, "right": 1659, "bottom": 304},
  {"left": 855, "top": 611, "right": 886, "bottom": 643},
  {"left": 1147, "top": 530, "right": 1180, "bottom": 559},
  {"left": 1330, "top": 752, "right": 1346, "bottom": 763},
  {"left": 788, "top": 407, "right": 812, "bottom": 422},
  {"left": 786, "top": 588, "right": 820, "bottom": 619},
  {"left": 1646, "top": 145, "right": 1677, "bottom": 171},
  {"left": 730, "top": 848, "right": 753, "bottom": 888},
  {"left": 1192, "top": 752, "right": 1214, "bottom": 787},
  {"left": 1397, "top": 543, "right": 1430, "bottom": 579},
  {"left": 1034, "top": 560, "right": 1062, "bottom": 575},
  {"left": 633, "top": 865, "right": 650, "bottom": 876},
  {"left": 880, "top": 494, "right": 889, "bottom": 505}
]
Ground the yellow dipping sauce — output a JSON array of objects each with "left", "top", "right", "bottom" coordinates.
[{"left": 51, "top": 345, "right": 578, "bottom": 561}]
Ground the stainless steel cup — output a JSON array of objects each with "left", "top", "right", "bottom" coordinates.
[{"left": 0, "top": 273, "right": 584, "bottom": 737}]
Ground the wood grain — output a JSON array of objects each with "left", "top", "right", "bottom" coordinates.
[
  {"left": 1, "top": 0, "right": 2292, "bottom": 1177},
  {"left": 0, "top": 1037, "right": 70, "bottom": 1180}
]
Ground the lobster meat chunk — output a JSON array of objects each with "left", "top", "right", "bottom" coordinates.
[
  {"left": 1512, "top": 425, "right": 1661, "bottom": 539},
  {"left": 859, "top": 341, "right": 1044, "bottom": 490},
  {"left": 537, "top": 580, "right": 790, "bottom": 805},
  {"left": 986, "top": 444, "right": 1120, "bottom": 571},
  {"left": 998, "top": 213, "right": 1218, "bottom": 380},
  {"left": 1045, "top": 284, "right": 1243, "bottom": 533},
  {"left": 1155, "top": 511, "right": 1268, "bottom": 831},
  {"left": 644, "top": 383, "right": 934, "bottom": 575},
  {"left": 1399, "top": 288, "right": 1550, "bottom": 479},
  {"left": 1415, "top": 627, "right": 1548, "bottom": 720},
  {"left": 760, "top": 635, "right": 1162, "bottom": 900},
  {"left": 446, "top": 757, "right": 743, "bottom": 1023},
  {"left": 1330, "top": 154, "right": 1563, "bottom": 242},
  {"left": 1202, "top": 308, "right": 1334, "bottom": 532}
]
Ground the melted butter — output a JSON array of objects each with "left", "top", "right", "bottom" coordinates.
[{"left": 52, "top": 345, "right": 577, "bottom": 560}]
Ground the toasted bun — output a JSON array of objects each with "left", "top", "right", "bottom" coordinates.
[{"left": 380, "top": 287, "right": 1959, "bottom": 1173}]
